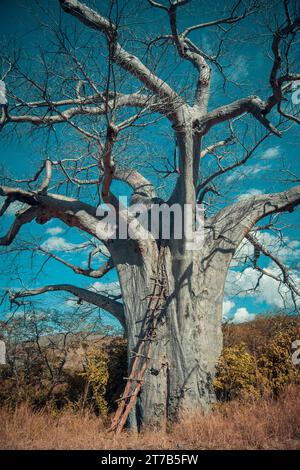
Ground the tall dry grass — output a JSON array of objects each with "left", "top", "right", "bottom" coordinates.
[{"left": 1, "top": 385, "right": 299, "bottom": 450}]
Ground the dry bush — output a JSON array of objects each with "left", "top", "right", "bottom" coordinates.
[
  {"left": 0, "top": 331, "right": 126, "bottom": 413},
  {"left": 223, "top": 315, "right": 300, "bottom": 352},
  {"left": 1, "top": 315, "right": 300, "bottom": 450},
  {"left": 2, "top": 315, "right": 299, "bottom": 411},
  {"left": 0, "top": 386, "right": 299, "bottom": 450},
  {"left": 215, "top": 316, "right": 300, "bottom": 400},
  {"left": 214, "top": 343, "right": 261, "bottom": 400}
]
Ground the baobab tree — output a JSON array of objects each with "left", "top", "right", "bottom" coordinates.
[{"left": 0, "top": 0, "right": 300, "bottom": 430}]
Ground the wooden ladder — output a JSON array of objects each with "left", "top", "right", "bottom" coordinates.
[{"left": 109, "top": 246, "right": 168, "bottom": 434}]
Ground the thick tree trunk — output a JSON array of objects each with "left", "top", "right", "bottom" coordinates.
[
  {"left": 106, "top": 119, "right": 234, "bottom": 431},
  {"left": 110, "top": 233, "right": 228, "bottom": 430}
]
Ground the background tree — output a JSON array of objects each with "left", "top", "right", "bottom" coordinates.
[{"left": 0, "top": 0, "right": 300, "bottom": 430}]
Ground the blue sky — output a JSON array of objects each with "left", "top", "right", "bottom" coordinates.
[{"left": 0, "top": 0, "right": 300, "bottom": 329}]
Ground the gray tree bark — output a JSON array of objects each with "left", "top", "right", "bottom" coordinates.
[{"left": 118, "top": 253, "right": 224, "bottom": 428}]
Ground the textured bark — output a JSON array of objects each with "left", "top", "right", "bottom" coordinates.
[
  {"left": 108, "top": 229, "right": 228, "bottom": 429},
  {"left": 106, "top": 119, "right": 230, "bottom": 429}
]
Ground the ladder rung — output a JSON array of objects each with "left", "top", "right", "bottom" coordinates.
[
  {"left": 134, "top": 336, "right": 154, "bottom": 342},
  {"left": 123, "top": 377, "right": 143, "bottom": 382},
  {"left": 116, "top": 393, "right": 136, "bottom": 403},
  {"left": 130, "top": 352, "right": 151, "bottom": 359},
  {"left": 134, "top": 334, "right": 152, "bottom": 339}
]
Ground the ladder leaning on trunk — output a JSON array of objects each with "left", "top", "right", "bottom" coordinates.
[{"left": 109, "top": 245, "right": 169, "bottom": 434}]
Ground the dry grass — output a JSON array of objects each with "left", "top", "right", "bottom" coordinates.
[{"left": 1, "top": 386, "right": 300, "bottom": 450}]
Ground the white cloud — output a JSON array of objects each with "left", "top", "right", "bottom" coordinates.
[
  {"left": 262, "top": 146, "right": 280, "bottom": 160},
  {"left": 41, "top": 236, "right": 81, "bottom": 252},
  {"left": 255, "top": 267, "right": 300, "bottom": 308},
  {"left": 65, "top": 298, "right": 77, "bottom": 307},
  {"left": 46, "top": 226, "right": 64, "bottom": 236},
  {"left": 237, "top": 189, "right": 263, "bottom": 201},
  {"left": 0, "top": 197, "right": 27, "bottom": 215},
  {"left": 64, "top": 281, "right": 121, "bottom": 309},
  {"left": 248, "top": 163, "right": 270, "bottom": 175},
  {"left": 233, "top": 232, "right": 300, "bottom": 267},
  {"left": 225, "top": 163, "right": 270, "bottom": 186},
  {"left": 225, "top": 172, "right": 245, "bottom": 184},
  {"left": 226, "top": 264, "right": 300, "bottom": 310},
  {"left": 223, "top": 299, "right": 235, "bottom": 318},
  {"left": 231, "top": 307, "right": 256, "bottom": 324},
  {"left": 91, "top": 281, "right": 120, "bottom": 296}
]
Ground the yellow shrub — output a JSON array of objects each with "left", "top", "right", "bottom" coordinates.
[
  {"left": 257, "top": 330, "right": 300, "bottom": 396},
  {"left": 215, "top": 318, "right": 300, "bottom": 400},
  {"left": 214, "top": 343, "right": 260, "bottom": 400},
  {"left": 81, "top": 346, "right": 109, "bottom": 415}
]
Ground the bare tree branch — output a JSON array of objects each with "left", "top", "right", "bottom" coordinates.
[
  {"left": 0, "top": 207, "right": 38, "bottom": 246},
  {"left": 59, "top": 0, "right": 182, "bottom": 119},
  {"left": 101, "top": 123, "right": 118, "bottom": 203},
  {"left": 198, "top": 96, "right": 282, "bottom": 137},
  {"left": 0, "top": 185, "right": 108, "bottom": 242},
  {"left": 200, "top": 124, "right": 235, "bottom": 159},
  {"left": 4, "top": 92, "right": 163, "bottom": 128},
  {"left": 211, "top": 185, "right": 300, "bottom": 251},
  {"left": 39, "top": 159, "right": 52, "bottom": 193},
  {"left": 8, "top": 284, "right": 125, "bottom": 329},
  {"left": 167, "top": 1, "right": 211, "bottom": 110},
  {"left": 246, "top": 232, "right": 300, "bottom": 306},
  {"left": 38, "top": 247, "right": 114, "bottom": 279},
  {"left": 266, "top": 14, "right": 300, "bottom": 113},
  {"left": 114, "top": 168, "right": 156, "bottom": 203},
  {"left": 197, "top": 133, "right": 269, "bottom": 198},
  {"left": 182, "top": 9, "right": 249, "bottom": 38}
]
